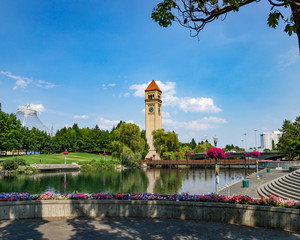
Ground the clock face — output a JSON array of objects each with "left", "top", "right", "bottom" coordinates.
[{"left": 149, "top": 107, "right": 154, "bottom": 113}]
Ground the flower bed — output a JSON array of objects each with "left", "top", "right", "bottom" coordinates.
[{"left": 0, "top": 192, "right": 299, "bottom": 209}]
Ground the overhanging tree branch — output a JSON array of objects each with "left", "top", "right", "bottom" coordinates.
[{"left": 152, "top": 0, "right": 300, "bottom": 53}]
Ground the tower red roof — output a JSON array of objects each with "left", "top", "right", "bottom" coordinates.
[{"left": 145, "top": 80, "right": 161, "bottom": 92}]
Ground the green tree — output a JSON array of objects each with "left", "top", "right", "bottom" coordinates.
[
  {"left": 152, "top": 129, "right": 180, "bottom": 158},
  {"left": 190, "top": 138, "right": 197, "bottom": 149},
  {"left": 194, "top": 140, "right": 214, "bottom": 153},
  {"left": 277, "top": 116, "right": 300, "bottom": 160},
  {"left": 152, "top": 0, "right": 300, "bottom": 51},
  {"left": 112, "top": 122, "right": 148, "bottom": 165},
  {"left": 223, "top": 144, "right": 244, "bottom": 152},
  {"left": 0, "top": 104, "right": 23, "bottom": 151}
]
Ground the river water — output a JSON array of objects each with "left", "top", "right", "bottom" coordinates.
[{"left": 0, "top": 168, "right": 255, "bottom": 195}]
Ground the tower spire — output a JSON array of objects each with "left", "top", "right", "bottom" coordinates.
[{"left": 145, "top": 80, "right": 162, "bottom": 92}]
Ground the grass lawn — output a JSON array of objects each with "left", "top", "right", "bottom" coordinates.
[{"left": 0, "top": 152, "right": 112, "bottom": 165}]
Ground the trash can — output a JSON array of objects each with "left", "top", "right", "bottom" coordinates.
[
  {"left": 242, "top": 180, "right": 249, "bottom": 188},
  {"left": 267, "top": 168, "right": 271, "bottom": 173},
  {"left": 258, "top": 173, "right": 263, "bottom": 178}
]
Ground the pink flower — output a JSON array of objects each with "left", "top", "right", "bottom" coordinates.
[
  {"left": 102, "top": 153, "right": 107, "bottom": 156},
  {"left": 207, "top": 148, "right": 225, "bottom": 159},
  {"left": 153, "top": 154, "right": 155, "bottom": 157},
  {"left": 175, "top": 154, "right": 179, "bottom": 157},
  {"left": 185, "top": 153, "right": 189, "bottom": 156},
  {"left": 192, "top": 154, "right": 195, "bottom": 156},
  {"left": 252, "top": 151, "right": 261, "bottom": 157},
  {"left": 63, "top": 152, "right": 68, "bottom": 155}
]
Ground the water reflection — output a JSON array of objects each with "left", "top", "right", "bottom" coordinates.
[{"left": 0, "top": 168, "right": 255, "bottom": 194}]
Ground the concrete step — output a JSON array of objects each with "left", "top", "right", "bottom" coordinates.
[
  {"left": 267, "top": 182, "right": 299, "bottom": 200},
  {"left": 284, "top": 174, "right": 300, "bottom": 184},
  {"left": 281, "top": 175, "right": 300, "bottom": 185},
  {"left": 257, "top": 184, "right": 270, "bottom": 198},
  {"left": 274, "top": 178, "right": 300, "bottom": 194},
  {"left": 291, "top": 171, "right": 300, "bottom": 179},
  {"left": 257, "top": 170, "right": 300, "bottom": 201},
  {"left": 257, "top": 182, "right": 269, "bottom": 198},
  {"left": 270, "top": 181, "right": 300, "bottom": 198},
  {"left": 260, "top": 185, "right": 271, "bottom": 198},
  {"left": 278, "top": 177, "right": 300, "bottom": 189},
  {"left": 291, "top": 170, "right": 300, "bottom": 176}
]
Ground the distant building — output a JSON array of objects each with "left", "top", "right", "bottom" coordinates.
[
  {"left": 16, "top": 104, "right": 50, "bottom": 133},
  {"left": 260, "top": 131, "right": 282, "bottom": 150}
]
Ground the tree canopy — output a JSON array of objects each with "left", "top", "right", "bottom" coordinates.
[
  {"left": 277, "top": 116, "right": 300, "bottom": 160},
  {"left": 152, "top": 0, "right": 300, "bottom": 51}
]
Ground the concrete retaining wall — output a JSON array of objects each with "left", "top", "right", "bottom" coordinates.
[
  {"left": 259, "top": 161, "right": 300, "bottom": 169},
  {"left": 0, "top": 200, "right": 299, "bottom": 231}
]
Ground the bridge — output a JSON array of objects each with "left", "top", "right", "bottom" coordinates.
[
  {"left": 192, "top": 151, "right": 284, "bottom": 160},
  {"left": 145, "top": 158, "right": 256, "bottom": 167}
]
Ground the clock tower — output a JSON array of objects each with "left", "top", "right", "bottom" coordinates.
[{"left": 145, "top": 80, "right": 162, "bottom": 160}]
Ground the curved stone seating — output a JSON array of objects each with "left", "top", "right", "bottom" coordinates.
[
  {"left": 257, "top": 169, "right": 300, "bottom": 201},
  {"left": 0, "top": 200, "right": 299, "bottom": 232}
]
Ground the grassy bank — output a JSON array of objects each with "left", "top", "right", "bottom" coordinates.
[{"left": 0, "top": 153, "right": 112, "bottom": 165}]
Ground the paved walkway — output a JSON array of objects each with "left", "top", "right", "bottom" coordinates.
[
  {"left": 219, "top": 168, "right": 290, "bottom": 198},
  {"left": 0, "top": 217, "right": 299, "bottom": 240}
]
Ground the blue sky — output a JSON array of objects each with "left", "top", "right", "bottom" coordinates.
[{"left": 0, "top": 0, "right": 299, "bottom": 148}]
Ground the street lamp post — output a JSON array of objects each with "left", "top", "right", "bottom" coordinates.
[
  {"left": 204, "top": 135, "right": 207, "bottom": 152},
  {"left": 63, "top": 150, "right": 68, "bottom": 164},
  {"left": 244, "top": 133, "right": 247, "bottom": 152},
  {"left": 213, "top": 135, "right": 218, "bottom": 147},
  {"left": 254, "top": 129, "right": 258, "bottom": 150},
  {"left": 213, "top": 135, "right": 219, "bottom": 192}
]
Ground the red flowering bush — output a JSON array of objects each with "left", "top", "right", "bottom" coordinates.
[
  {"left": 252, "top": 151, "right": 261, "bottom": 157},
  {"left": 207, "top": 148, "right": 225, "bottom": 159}
]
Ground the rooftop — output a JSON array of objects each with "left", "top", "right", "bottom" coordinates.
[{"left": 145, "top": 80, "right": 161, "bottom": 92}]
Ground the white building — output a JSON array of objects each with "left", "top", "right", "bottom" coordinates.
[{"left": 260, "top": 131, "right": 282, "bottom": 150}]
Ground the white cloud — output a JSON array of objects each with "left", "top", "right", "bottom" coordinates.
[
  {"left": 73, "top": 115, "right": 88, "bottom": 119},
  {"left": 97, "top": 117, "right": 120, "bottom": 130},
  {"left": 119, "top": 92, "right": 130, "bottom": 98},
  {"left": 162, "top": 111, "right": 170, "bottom": 118},
  {"left": 64, "top": 124, "right": 72, "bottom": 128},
  {"left": 141, "top": 109, "right": 145, "bottom": 113},
  {"left": 163, "top": 117, "right": 227, "bottom": 131},
  {"left": 130, "top": 80, "right": 221, "bottom": 113},
  {"left": 102, "top": 83, "right": 116, "bottom": 90},
  {"left": 36, "top": 80, "right": 56, "bottom": 89},
  {"left": 1, "top": 71, "right": 32, "bottom": 90},
  {"left": 96, "top": 117, "right": 141, "bottom": 130},
  {"left": 30, "top": 104, "right": 45, "bottom": 112},
  {"left": 0, "top": 71, "right": 55, "bottom": 90}
]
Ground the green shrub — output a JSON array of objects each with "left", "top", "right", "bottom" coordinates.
[
  {"left": 80, "top": 159, "right": 119, "bottom": 172},
  {"left": 3, "top": 159, "right": 18, "bottom": 170},
  {"left": 162, "top": 152, "right": 172, "bottom": 160},
  {"left": 25, "top": 166, "right": 38, "bottom": 174},
  {"left": 14, "top": 158, "right": 27, "bottom": 166},
  {"left": 15, "top": 166, "right": 25, "bottom": 174}
]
